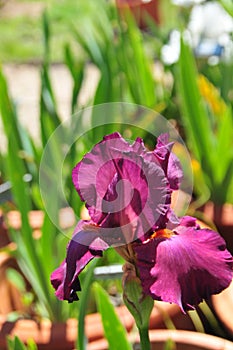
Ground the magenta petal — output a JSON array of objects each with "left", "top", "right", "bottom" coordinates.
[
  {"left": 105, "top": 150, "right": 169, "bottom": 231},
  {"left": 50, "top": 227, "right": 108, "bottom": 302},
  {"left": 72, "top": 132, "right": 130, "bottom": 223},
  {"left": 51, "top": 261, "right": 74, "bottom": 301},
  {"left": 72, "top": 133, "right": 173, "bottom": 240},
  {"left": 177, "top": 216, "right": 200, "bottom": 230},
  {"left": 154, "top": 134, "right": 183, "bottom": 190},
  {"left": 134, "top": 222, "right": 233, "bottom": 311}
]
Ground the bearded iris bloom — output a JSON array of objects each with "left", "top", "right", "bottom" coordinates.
[{"left": 51, "top": 133, "right": 232, "bottom": 311}]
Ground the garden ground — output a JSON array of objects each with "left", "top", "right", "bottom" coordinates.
[
  {"left": 0, "top": 63, "right": 99, "bottom": 151},
  {"left": 0, "top": 1, "right": 101, "bottom": 150}
]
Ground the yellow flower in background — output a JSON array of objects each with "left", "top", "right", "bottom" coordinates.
[
  {"left": 198, "top": 75, "right": 227, "bottom": 116},
  {"left": 191, "top": 158, "right": 205, "bottom": 187},
  {"left": 191, "top": 158, "right": 201, "bottom": 173}
]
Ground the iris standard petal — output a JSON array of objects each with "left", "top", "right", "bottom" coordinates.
[
  {"left": 154, "top": 134, "right": 183, "bottom": 190},
  {"left": 134, "top": 220, "right": 233, "bottom": 312},
  {"left": 102, "top": 150, "right": 169, "bottom": 233},
  {"left": 51, "top": 226, "right": 108, "bottom": 302},
  {"left": 72, "top": 133, "right": 173, "bottom": 241},
  {"left": 72, "top": 132, "right": 130, "bottom": 224}
]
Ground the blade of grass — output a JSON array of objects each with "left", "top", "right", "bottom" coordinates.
[
  {"left": 0, "top": 67, "right": 54, "bottom": 319},
  {"left": 118, "top": 12, "right": 156, "bottom": 108},
  {"left": 214, "top": 106, "right": 233, "bottom": 182},
  {"left": 40, "top": 65, "right": 61, "bottom": 147},
  {"left": 7, "top": 136, "right": 53, "bottom": 308},
  {"left": 42, "top": 11, "right": 50, "bottom": 64},
  {"left": 77, "top": 260, "right": 98, "bottom": 350},
  {"left": 94, "top": 282, "right": 132, "bottom": 350},
  {"left": 11, "top": 231, "right": 53, "bottom": 318},
  {"left": 40, "top": 13, "right": 61, "bottom": 146},
  {"left": 177, "top": 37, "right": 214, "bottom": 174},
  {"left": 7, "top": 336, "right": 26, "bottom": 350},
  {"left": 0, "top": 69, "right": 31, "bottom": 175},
  {"left": 64, "top": 44, "right": 85, "bottom": 114}
]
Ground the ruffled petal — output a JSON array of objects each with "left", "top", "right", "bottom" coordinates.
[
  {"left": 134, "top": 218, "right": 233, "bottom": 312},
  {"left": 72, "top": 132, "right": 130, "bottom": 224},
  {"left": 102, "top": 149, "right": 170, "bottom": 238},
  {"left": 154, "top": 134, "right": 183, "bottom": 190},
  {"left": 50, "top": 225, "right": 108, "bottom": 302},
  {"left": 72, "top": 133, "right": 173, "bottom": 242}
]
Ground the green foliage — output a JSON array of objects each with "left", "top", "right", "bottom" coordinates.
[
  {"left": 0, "top": 66, "right": 56, "bottom": 319},
  {"left": 0, "top": 11, "right": 86, "bottom": 321},
  {"left": 73, "top": 1, "right": 158, "bottom": 109},
  {"left": 7, "top": 336, "right": 37, "bottom": 350},
  {"left": 1, "top": 0, "right": 232, "bottom": 338},
  {"left": 77, "top": 260, "right": 98, "bottom": 350},
  {"left": 0, "top": 0, "right": 86, "bottom": 63},
  {"left": 0, "top": 17, "right": 42, "bottom": 63},
  {"left": 94, "top": 282, "right": 132, "bottom": 350},
  {"left": 0, "top": 8, "right": 128, "bottom": 324},
  {"left": 177, "top": 37, "right": 233, "bottom": 204},
  {"left": 218, "top": 0, "right": 233, "bottom": 17}
]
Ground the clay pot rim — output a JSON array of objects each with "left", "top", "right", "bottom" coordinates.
[
  {"left": 0, "top": 302, "right": 181, "bottom": 348},
  {"left": 88, "top": 329, "right": 233, "bottom": 350}
]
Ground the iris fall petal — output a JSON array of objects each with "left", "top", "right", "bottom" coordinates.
[
  {"left": 134, "top": 217, "right": 233, "bottom": 311},
  {"left": 50, "top": 225, "right": 108, "bottom": 302}
]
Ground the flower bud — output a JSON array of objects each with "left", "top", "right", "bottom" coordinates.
[{"left": 122, "top": 262, "right": 154, "bottom": 329}]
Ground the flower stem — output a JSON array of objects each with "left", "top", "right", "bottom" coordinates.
[{"left": 139, "top": 326, "right": 151, "bottom": 350}]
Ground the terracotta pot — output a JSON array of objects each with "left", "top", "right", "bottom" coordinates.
[
  {"left": 5, "top": 207, "right": 76, "bottom": 233},
  {"left": 200, "top": 202, "right": 233, "bottom": 254},
  {"left": 149, "top": 300, "right": 195, "bottom": 331},
  {"left": 0, "top": 208, "right": 197, "bottom": 348},
  {"left": 116, "top": 0, "right": 160, "bottom": 29},
  {"left": 0, "top": 317, "right": 76, "bottom": 350},
  {"left": 88, "top": 329, "right": 233, "bottom": 350},
  {"left": 0, "top": 208, "right": 77, "bottom": 347},
  {"left": 0, "top": 302, "right": 195, "bottom": 349},
  {"left": 82, "top": 300, "right": 194, "bottom": 343},
  {"left": 211, "top": 279, "right": 233, "bottom": 336},
  {"left": 0, "top": 306, "right": 133, "bottom": 350},
  {"left": 0, "top": 253, "right": 25, "bottom": 315},
  {"left": 0, "top": 214, "right": 28, "bottom": 315},
  {"left": 0, "top": 208, "right": 76, "bottom": 313}
]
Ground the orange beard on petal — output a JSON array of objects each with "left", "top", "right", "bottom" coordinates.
[{"left": 150, "top": 229, "right": 174, "bottom": 240}]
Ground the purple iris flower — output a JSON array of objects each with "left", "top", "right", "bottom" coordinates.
[{"left": 51, "top": 132, "right": 232, "bottom": 310}]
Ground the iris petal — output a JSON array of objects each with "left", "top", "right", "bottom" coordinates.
[
  {"left": 72, "top": 133, "right": 174, "bottom": 241},
  {"left": 51, "top": 224, "right": 108, "bottom": 302},
  {"left": 51, "top": 132, "right": 232, "bottom": 311},
  {"left": 154, "top": 134, "right": 183, "bottom": 190},
  {"left": 72, "top": 132, "right": 130, "bottom": 224},
  {"left": 134, "top": 217, "right": 233, "bottom": 312}
]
